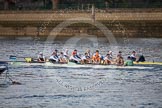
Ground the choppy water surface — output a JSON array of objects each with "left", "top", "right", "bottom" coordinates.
[{"left": 0, "top": 38, "right": 162, "bottom": 108}]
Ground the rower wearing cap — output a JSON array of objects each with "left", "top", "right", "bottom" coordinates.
[
  {"left": 108, "top": 50, "right": 113, "bottom": 59},
  {"left": 37, "top": 52, "right": 45, "bottom": 62},
  {"left": 92, "top": 50, "right": 101, "bottom": 64},
  {"left": 63, "top": 49, "right": 69, "bottom": 59}
]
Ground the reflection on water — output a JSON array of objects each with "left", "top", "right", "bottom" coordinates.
[{"left": 0, "top": 38, "right": 162, "bottom": 108}]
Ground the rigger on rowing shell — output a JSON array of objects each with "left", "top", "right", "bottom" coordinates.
[{"left": 36, "top": 49, "right": 146, "bottom": 66}]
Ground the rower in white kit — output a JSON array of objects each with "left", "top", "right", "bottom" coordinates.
[{"left": 37, "top": 52, "right": 46, "bottom": 62}]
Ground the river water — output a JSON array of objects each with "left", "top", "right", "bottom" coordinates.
[{"left": 0, "top": 37, "right": 162, "bottom": 108}]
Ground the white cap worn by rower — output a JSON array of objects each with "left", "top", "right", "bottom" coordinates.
[
  {"left": 108, "top": 51, "right": 113, "bottom": 58},
  {"left": 64, "top": 49, "right": 68, "bottom": 55},
  {"left": 109, "top": 51, "right": 112, "bottom": 54},
  {"left": 39, "top": 52, "right": 43, "bottom": 55}
]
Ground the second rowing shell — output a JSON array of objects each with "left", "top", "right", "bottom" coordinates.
[{"left": 10, "top": 62, "right": 154, "bottom": 70}]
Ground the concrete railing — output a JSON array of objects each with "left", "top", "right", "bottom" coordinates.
[
  {"left": 0, "top": 8, "right": 162, "bottom": 14},
  {"left": 0, "top": 12, "right": 162, "bottom": 21}
]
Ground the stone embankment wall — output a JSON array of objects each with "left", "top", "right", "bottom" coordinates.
[{"left": 0, "top": 9, "right": 162, "bottom": 38}]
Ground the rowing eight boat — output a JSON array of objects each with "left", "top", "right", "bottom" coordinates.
[
  {"left": 4, "top": 56, "right": 161, "bottom": 69},
  {"left": 23, "top": 57, "right": 162, "bottom": 65},
  {"left": 9, "top": 62, "right": 155, "bottom": 70}
]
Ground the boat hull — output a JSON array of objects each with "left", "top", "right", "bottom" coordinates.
[{"left": 10, "top": 62, "right": 154, "bottom": 70}]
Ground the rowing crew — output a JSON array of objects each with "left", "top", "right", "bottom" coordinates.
[{"left": 37, "top": 49, "right": 145, "bottom": 66}]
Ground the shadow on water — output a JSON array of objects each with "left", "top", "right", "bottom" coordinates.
[
  {"left": 5, "top": 94, "right": 91, "bottom": 100},
  {"left": 0, "top": 83, "right": 10, "bottom": 88},
  {"left": 0, "top": 80, "right": 22, "bottom": 87}
]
